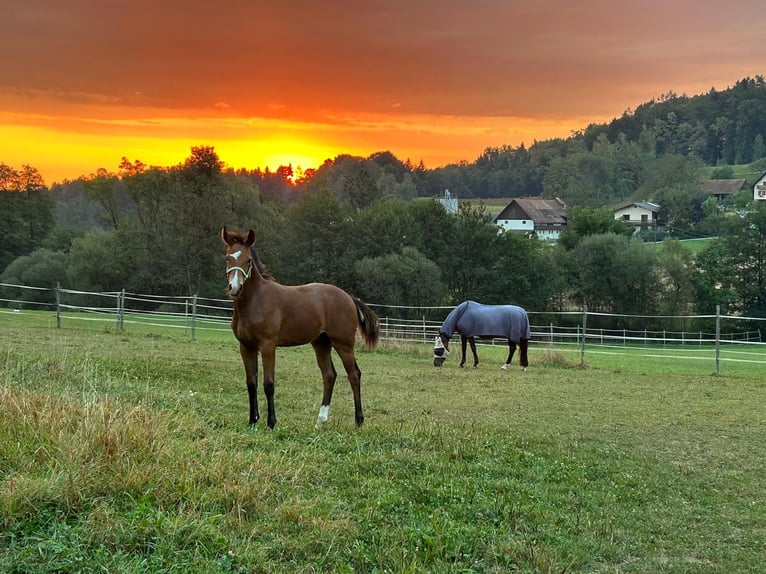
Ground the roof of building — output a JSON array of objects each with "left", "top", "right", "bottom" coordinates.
[
  {"left": 614, "top": 200, "right": 660, "bottom": 213},
  {"left": 702, "top": 178, "right": 746, "bottom": 196},
  {"left": 496, "top": 197, "right": 567, "bottom": 224}
]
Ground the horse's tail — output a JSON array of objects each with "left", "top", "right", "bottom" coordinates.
[{"left": 353, "top": 297, "right": 380, "bottom": 350}]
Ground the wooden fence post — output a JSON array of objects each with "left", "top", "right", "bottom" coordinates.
[
  {"left": 56, "top": 282, "right": 61, "bottom": 329},
  {"left": 117, "top": 289, "right": 125, "bottom": 331}
]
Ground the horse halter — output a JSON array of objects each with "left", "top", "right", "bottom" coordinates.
[{"left": 226, "top": 249, "right": 253, "bottom": 284}]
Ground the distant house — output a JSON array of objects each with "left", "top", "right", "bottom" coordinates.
[
  {"left": 754, "top": 172, "right": 766, "bottom": 201},
  {"left": 613, "top": 201, "right": 660, "bottom": 232},
  {"left": 702, "top": 179, "right": 746, "bottom": 201},
  {"left": 495, "top": 197, "right": 567, "bottom": 241},
  {"left": 438, "top": 189, "right": 458, "bottom": 214}
]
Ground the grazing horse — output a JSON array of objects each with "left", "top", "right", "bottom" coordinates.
[
  {"left": 437, "top": 300, "right": 530, "bottom": 370},
  {"left": 221, "top": 227, "right": 379, "bottom": 429}
]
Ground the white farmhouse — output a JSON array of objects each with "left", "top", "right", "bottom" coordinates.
[
  {"left": 613, "top": 201, "right": 660, "bottom": 232},
  {"left": 495, "top": 197, "right": 567, "bottom": 241},
  {"left": 754, "top": 172, "right": 766, "bottom": 201}
]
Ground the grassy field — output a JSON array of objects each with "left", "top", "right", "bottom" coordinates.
[
  {"left": 2, "top": 313, "right": 765, "bottom": 573},
  {"left": 641, "top": 237, "right": 714, "bottom": 257},
  {"left": 461, "top": 198, "right": 513, "bottom": 217}
]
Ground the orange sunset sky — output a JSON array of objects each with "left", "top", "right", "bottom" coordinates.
[{"left": 2, "top": 0, "right": 766, "bottom": 185}]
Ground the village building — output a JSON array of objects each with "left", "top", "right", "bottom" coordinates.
[
  {"left": 702, "top": 179, "right": 746, "bottom": 201},
  {"left": 613, "top": 201, "right": 660, "bottom": 232},
  {"left": 494, "top": 197, "right": 567, "bottom": 241},
  {"left": 753, "top": 172, "right": 766, "bottom": 201}
]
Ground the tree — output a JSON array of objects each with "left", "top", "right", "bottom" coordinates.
[
  {"left": 558, "top": 206, "right": 634, "bottom": 250},
  {"left": 479, "top": 233, "right": 561, "bottom": 311},
  {"left": 441, "top": 203, "right": 502, "bottom": 302},
  {"left": 0, "top": 163, "right": 53, "bottom": 273},
  {"left": 565, "top": 234, "right": 658, "bottom": 316},
  {"left": 115, "top": 147, "right": 265, "bottom": 296},
  {"left": 642, "top": 154, "right": 706, "bottom": 229},
  {"left": 711, "top": 165, "right": 735, "bottom": 179},
  {"left": 118, "top": 156, "right": 146, "bottom": 178},
  {"left": 182, "top": 145, "right": 224, "bottom": 179},
  {"left": 0, "top": 163, "right": 45, "bottom": 192},
  {"left": 343, "top": 167, "right": 381, "bottom": 210},
  {"left": 81, "top": 168, "right": 122, "bottom": 229},
  {"left": 275, "top": 189, "right": 354, "bottom": 287},
  {"left": 542, "top": 152, "right": 612, "bottom": 206},
  {"left": 407, "top": 198, "right": 459, "bottom": 271},
  {"left": 66, "top": 227, "right": 141, "bottom": 293},
  {"left": 695, "top": 204, "right": 766, "bottom": 320},
  {"left": 696, "top": 196, "right": 727, "bottom": 236},
  {"left": 0, "top": 248, "right": 68, "bottom": 306},
  {"left": 753, "top": 134, "right": 766, "bottom": 162},
  {"left": 353, "top": 247, "right": 445, "bottom": 316},
  {"left": 655, "top": 238, "right": 696, "bottom": 319}
]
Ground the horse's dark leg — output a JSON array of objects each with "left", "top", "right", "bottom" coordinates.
[
  {"left": 260, "top": 343, "right": 278, "bottom": 429},
  {"left": 312, "top": 334, "right": 337, "bottom": 428},
  {"left": 459, "top": 335, "right": 467, "bottom": 368},
  {"left": 468, "top": 336, "right": 479, "bottom": 368},
  {"left": 519, "top": 338, "right": 529, "bottom": 369},
  {"left": 239, "top": 343, "right": 260, "bottom": 425},
  {"left": 501, "top": 340, "right": 517, "bottom": 370},
  {"left": 334, "top": 342, "right": 364, "bottom": 427}
]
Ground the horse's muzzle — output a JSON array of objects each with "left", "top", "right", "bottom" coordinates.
[
  {"left": 433, "top": 345, "right": 447, "bottom": 367},
  {"left": 225, "top": 283, "right": 243, "bottom": 299}
]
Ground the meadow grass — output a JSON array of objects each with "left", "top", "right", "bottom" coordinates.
[
  {"left": 644, "top": 238, "right": 713, "bottom": 255},
  {"left": 1, "top": 313, "right": 765, "bottom": 573}
]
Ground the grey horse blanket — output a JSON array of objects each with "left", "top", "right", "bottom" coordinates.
[{"left": 439, "top": 301, "right": 531, "bottom": 342}]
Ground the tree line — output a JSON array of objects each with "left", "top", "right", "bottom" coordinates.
[
  {"left": 428, "top": 76, "right": 766, "bottom": 207},
  {"left": 2, "top": 76, "right": 766, "bottom": 332},
  {"left": 1, "top": 145, "right": 765, "bottom": 334}
]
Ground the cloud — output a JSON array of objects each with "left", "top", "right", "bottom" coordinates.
[
  {"left": 1, "top": 0, "right": 766, "bottom": 182},
  {"left": 3, "top": 0, "right": 764, "bottom": 119}
]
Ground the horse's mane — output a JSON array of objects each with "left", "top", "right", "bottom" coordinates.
[{"left": 249, "top": 245, "right": 275, "bottom": 281}]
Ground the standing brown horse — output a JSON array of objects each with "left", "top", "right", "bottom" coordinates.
[{"left": 221, "top": 227, "right": 379, "bottom": 429}]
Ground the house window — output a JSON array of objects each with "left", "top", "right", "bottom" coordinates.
[{"left": 622, "top": 214, "right": 629, "bottom": 221}]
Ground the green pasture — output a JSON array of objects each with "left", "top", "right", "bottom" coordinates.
[
  {"left": 2, "top": 312, "right": 766, "bottom": 573},
  {"left": 463, "top": 198, "right": 511, "bottom": 217},
  {"left": 643, "top": 237, "right": 713, "bottom": 255},
  {"left": 671, "top": 237, "right": 712, "bottom": 255}
]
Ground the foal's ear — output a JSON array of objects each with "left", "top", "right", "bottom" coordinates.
[
  {"left": 244, "top": 229, "right": 256, "bottom": 246},
  {"left": 221, "top": 226, "right": 233, "bottom": 245}
]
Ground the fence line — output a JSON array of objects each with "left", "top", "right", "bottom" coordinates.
[{"left": 1, "top": 283, "right": 764, "bottom": 374}]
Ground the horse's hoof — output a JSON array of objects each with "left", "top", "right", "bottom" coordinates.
[{"left": 500, "top": 364, "right": 508, "bottom": 371}]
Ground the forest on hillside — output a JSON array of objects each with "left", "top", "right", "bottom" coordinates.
[{"left": 1, "top": 77, "right": 766, "bottom": 327}]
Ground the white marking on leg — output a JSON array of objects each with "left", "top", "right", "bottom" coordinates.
[
  {"left": 316, "top": 404, "right": 330, "bottom": 428},
  {"left": 500, "top": 363, "right": 509, "bottom": 370}
]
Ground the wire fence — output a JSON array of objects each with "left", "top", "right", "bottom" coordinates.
[{"left": 1, "top": 282, "right": 765, "bottom": 374}]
